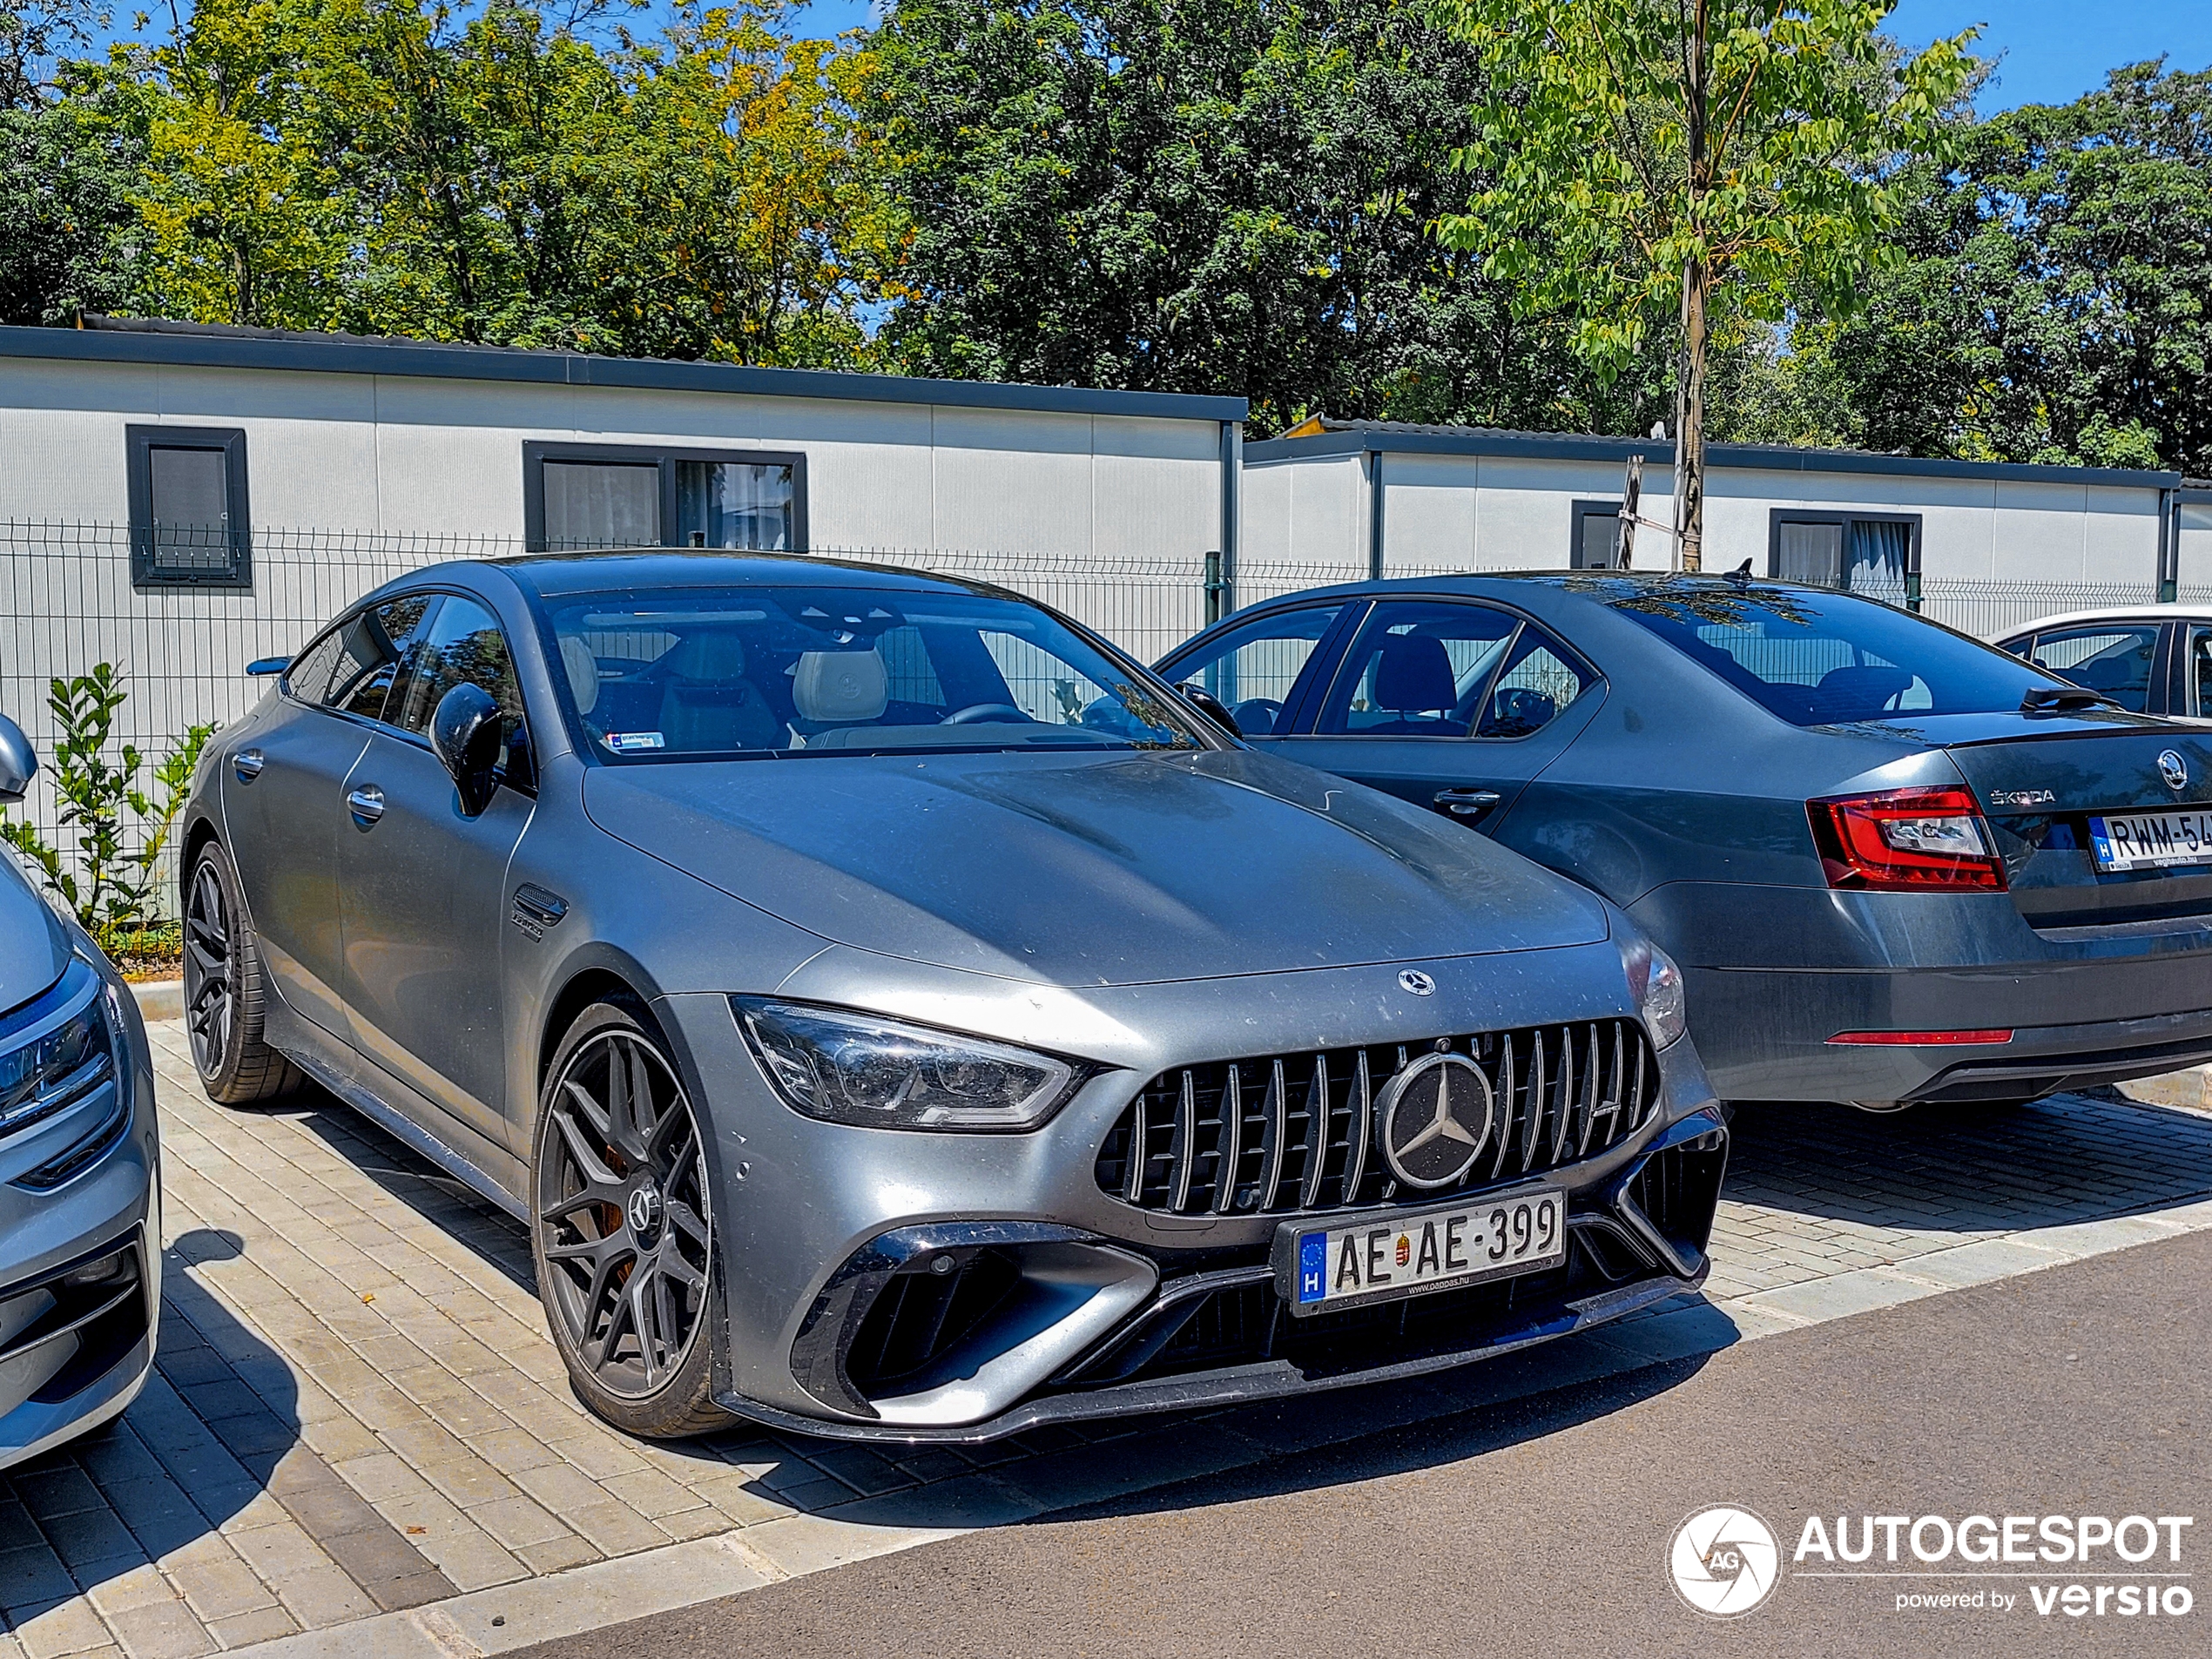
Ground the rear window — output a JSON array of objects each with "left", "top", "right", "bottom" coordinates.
[{"left": 1608, "top": 581, "right": 2067, "bottom": 726}]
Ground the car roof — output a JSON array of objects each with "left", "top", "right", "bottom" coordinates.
[
  {"left": 1987, "top": 604, "right": 2212, "bottom": 640},
  {"left": 482, "top": 548, "right": 1026, "bottom": 602}
]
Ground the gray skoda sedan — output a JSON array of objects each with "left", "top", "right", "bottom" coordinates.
[
  {"left": 179, "top": 553, "right": 1724, "bottom": 1442},
  {"left": 1159, "top": 573, "right": 2212, "bottom": 1115},
  {"left": 0, "top": 716, "right": 161, "bottom": 1470}
]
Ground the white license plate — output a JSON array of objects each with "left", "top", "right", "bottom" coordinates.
[
  {"left": 2087, "top": 810, "right": 2212, "bottom": 872},
  {"left": 1277, "top": 1188, "right": 1565, "bottom": 1316}
]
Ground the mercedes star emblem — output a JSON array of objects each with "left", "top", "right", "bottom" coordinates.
[
  {"left": 1398, "top": 969, "right": 1436, "bottom": 996},
  {"left": 1378, "top": 1051, "right": 1494, "bottom": 1188},
  {"left": 2159, "top": 749, "right": 2190, "bottom": 792}
]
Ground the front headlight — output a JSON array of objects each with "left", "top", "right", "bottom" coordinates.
[
  {"left": 1624, "top": 938, "right": 1689, "bottom": 1050},
  {"left": 732, "top": 998, "right": 1089, "bottom": 1132}
]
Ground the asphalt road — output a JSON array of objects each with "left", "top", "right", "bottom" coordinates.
[{"left": 519, "top": 1229, "right": 2211, "bottom": 1659}]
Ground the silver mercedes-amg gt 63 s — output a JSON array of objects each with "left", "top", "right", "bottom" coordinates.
[
  {"left": 0, "top": 714, "right": 161, "bottom": 1469},
  {"left": 179, "top": 552, "right": 1727, "bottom": 1442}
]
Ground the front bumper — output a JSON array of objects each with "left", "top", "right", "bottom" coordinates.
[
  {"left": 666, "top": 944, "right": 1727, "bottom": 1441},
  {"left": 714, "top": 1104, "right": 1726, "bottom": 1444},
  {"left": 0, "top": 951, "right": 161, "bottom": 1471}
]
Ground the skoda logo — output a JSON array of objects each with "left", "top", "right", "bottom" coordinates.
[
  {"left": 1669, "top": 1506, "right": 1780, "bottom": 1619},
  {"left": 1378, "top": 1052, "right": 1493, "bottom": 1188},
  {"left": 2159, "top": 749, "right": 2190, "bottom": 792},
  {"left": 626, "top": 1184, "right": 661, "bottom": 1238},
  {"left": 1398, "top": 969, "right": 1436, "bottom": 996}
]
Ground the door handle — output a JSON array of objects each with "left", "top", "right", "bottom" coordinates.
[
  {"left": 233, "top": 748, "right": 265, "bottom": 783},
  {"left": 1433, "top": 787, "right": 1502, "bottom": 818},
  {"left": 347, "top": 785, "right": 385, "bottom": 830}
]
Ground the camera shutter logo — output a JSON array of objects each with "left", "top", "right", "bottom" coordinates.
[{"left": 1669, "top": 1506, "right": 1780, "bottom": 1618}]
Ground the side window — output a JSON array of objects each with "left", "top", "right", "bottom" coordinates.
[
  {"left": 1478, "top": 627, "right": 1594, "bottom": 737},
  {"left": 2188, "top": 627, "right": 2212, "bottom": 718},
  {"left": 1163, "top": 604, "right": 1344, "bottom": 735},
  {"left": 1314, "top": 602, "right": 1519, "bottom": 736},
  {"left": 280, "top": 628, "right": 346, "bottom": 705},
  {"left": 2027, "top": 624, "right": 2159, "bottom": 713},
  {"left": 390, "top": 597, "right": 525, "bottom": 752},
  {"left": 321, "top": 595, "right": 435, "bottom": 723}
]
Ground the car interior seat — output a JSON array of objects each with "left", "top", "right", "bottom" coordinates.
[
  {"left": 657, "top": 631, "right": 784, "bottom": 751},
  {"left": 786, "top": 649, "right": 890, "bottom": 747},
  {"left": 1364, "top": 634, "right": 1461, "bottom": 733},
  {"left": 1809, "top": 664, "right": 1916, "bottom": 720}
]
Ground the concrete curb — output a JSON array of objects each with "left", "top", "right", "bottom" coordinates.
[
  {"left": 131, "top": 977, "right": 183, "bottom": 1022},
  {"left": 223, "top": 1180, "right": 2212, "bottom": 1659}
]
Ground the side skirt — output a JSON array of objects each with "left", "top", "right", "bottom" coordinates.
[{"left": 278, "top": 1038, "right": 529, "bottom": 1222}]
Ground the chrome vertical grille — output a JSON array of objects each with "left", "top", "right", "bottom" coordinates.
[{"left": 1094, "top": 1022, "right": 1662, "bottom": 1217}]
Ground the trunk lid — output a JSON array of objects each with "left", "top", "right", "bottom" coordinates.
[{"left": 1888, "top": 711, "right": 2212, "bottom": 929}]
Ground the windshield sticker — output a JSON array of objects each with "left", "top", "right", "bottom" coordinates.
[{"left": 605, "top": 732, "right": 666, "bottom": 752}]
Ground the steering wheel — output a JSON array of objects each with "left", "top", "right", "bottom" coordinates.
[
  {"left": 942, "top": 702, "right": 1031, "bottom": 725},
  {"left": 1231, "top": 698, "right": 1285, "bottom": 734}
]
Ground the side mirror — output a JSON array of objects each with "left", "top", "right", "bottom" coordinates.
[
  {"left": 430, "top": 684, "right": 504, "bottom": 817},
  {"left": 0, "top": 714, "right": 35, "bottom": 803},
  {"left": 246, "top": 657, "right": 290, "bottom": 678},
  {"left": 1177, "top": 683, "right": 1243, "bottom": 739}
]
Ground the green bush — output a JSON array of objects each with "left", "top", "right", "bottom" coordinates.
[{"left": 0, "top": 663, "right": 213, "bottom": 949}]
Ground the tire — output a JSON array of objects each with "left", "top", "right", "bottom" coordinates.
[
  {"left": 531, "top": 1001, "right": 732, "bottom": 1440},
  {"left": 182, "top": 841, "right": 302, "bottom": 1104}
]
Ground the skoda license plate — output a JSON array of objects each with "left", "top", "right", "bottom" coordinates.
[
  {"left": 1275, "top": 1188, "right": 1564, "bottom": 1317},
  {"left": 2088, "top": 810, "right": 2212, "bottom": 872}
]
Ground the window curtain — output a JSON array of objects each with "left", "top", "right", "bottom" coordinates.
[
  {"left": 1847, "top": 520, "right": 1912, "bottom": 604},
  {"left": 675, "top": 462, "right": 794, "bottom": 550}
]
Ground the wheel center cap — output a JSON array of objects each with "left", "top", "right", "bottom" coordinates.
[{"left": 626, "top": 1184, "right": 662, "bottom": 1240}]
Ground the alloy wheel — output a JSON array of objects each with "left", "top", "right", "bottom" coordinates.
[
  {"left": 536, "top": 1032, "right": 713, "bottom": 1399},
  {"left": 184, "top": 859, "right": 233, "bottom": 1077}
]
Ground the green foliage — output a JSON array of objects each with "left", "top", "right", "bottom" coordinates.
[
  {"left": 866, "top": 0, "right": 1670, "bottom": 435},
  {"left": 1433, "top": 0, "right": 1979, "bottom": 381},
  {"left": 0, "top": 663, "right": 213, "bottom": 945},
  {"left": 57, "top": 0, "right": 895, "bottom": 361},
  {"left": 1782, "top": 62, "right": 2212, "bottom": 473}
]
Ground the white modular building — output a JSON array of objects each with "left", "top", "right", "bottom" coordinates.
[{"left": 1240, "top": 417, "right": 2208, "bottom": 613}]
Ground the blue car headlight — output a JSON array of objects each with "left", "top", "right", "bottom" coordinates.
[
  {"left": 733, "top": 998, "right": 1089, "bottom": 1131},
  {"left": 1, "top": 959, "right": 131, "bottom": 1189}
]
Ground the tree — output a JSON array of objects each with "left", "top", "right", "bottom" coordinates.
[
  {"left": 1433, "top": 1, "right": 1978, "bottom": 567},
  {"left": 1792, "top": 61, "right": 2212, "bottom": 475},
  {"left": 867, "top": 0, "right": 1671, "bottom": 435},
  {"left": 0, "top": 0, "right": 152, "bottom": 323}
]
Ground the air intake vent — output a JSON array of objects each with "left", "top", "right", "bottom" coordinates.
[{"left": 1094, "top": 1022, "right": 1659, "bottom": 1217}]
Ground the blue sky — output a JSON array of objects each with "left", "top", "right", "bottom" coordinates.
[{"left": 1884, "top": 1, "right": 2209, "bottom": 111}]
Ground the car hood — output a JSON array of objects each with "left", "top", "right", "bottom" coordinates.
[
  {"left": 582, "top": 746, "right": 1611, "bottom": 987},
  {"left": 0, "top": 846, "right": 69, "bottom": 1019}
]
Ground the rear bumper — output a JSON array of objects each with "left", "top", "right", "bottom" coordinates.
[{"left": 1689, "top": 964, "right": 2212, "bottom": 1105}]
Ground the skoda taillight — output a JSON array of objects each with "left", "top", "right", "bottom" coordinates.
[{"left": 1807, "top": 785, "right": 2006, "bottom": 893}]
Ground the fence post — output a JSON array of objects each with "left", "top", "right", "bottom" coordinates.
[{"left": 1204, "top": 550, "right": 1226, "bottom": 626}]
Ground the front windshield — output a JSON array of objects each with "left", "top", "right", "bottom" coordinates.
[
  {"left": 544, "top": 583, "right": 1204, "bottom": 759},
  {"left": 1606, "top": 580, "right": 2073, "bottom": 726}
]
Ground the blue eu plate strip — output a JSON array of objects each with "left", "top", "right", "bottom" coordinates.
[{"left": 1297, "top": 1232, "right": 1327, "bottom": 1304}]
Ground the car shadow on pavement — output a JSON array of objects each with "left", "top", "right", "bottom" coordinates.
[
  {"left": 0, "top": 1231, "right": 288, "bottom": 1622},
  {"left": 1723, "top": 1090, "right": 2212, "bottom": 1238}
]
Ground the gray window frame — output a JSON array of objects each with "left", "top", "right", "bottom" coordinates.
[
  {"left": 522, "top": 442, "right": 809, "bottom": 554},
  {"left": 125, "top": 424, "right": 252, "bottom": 590},
  {"left": 1569, "top": 499, "right": 1626, "bottom": 570},
  {"left": 1766, "top": 508, "right": 1922, "bottom": 591}
]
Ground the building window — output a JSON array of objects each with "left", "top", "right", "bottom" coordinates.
[
  {"left": 1769, "top": 509, "right": 1920, "bottom": 603},
  {"left": 125, "top": 425, "right": 251, "bottom": 588},
  {"left": 523, "top": 443, "right": 806, "bottom": 553},
  {"left": 1569, "top": 500, "right": 1625, "bottom": 570}
]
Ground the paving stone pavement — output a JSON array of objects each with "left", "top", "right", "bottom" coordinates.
[{"left": 2, "top": 1020, "right": 2209, "bottom": 1658}]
